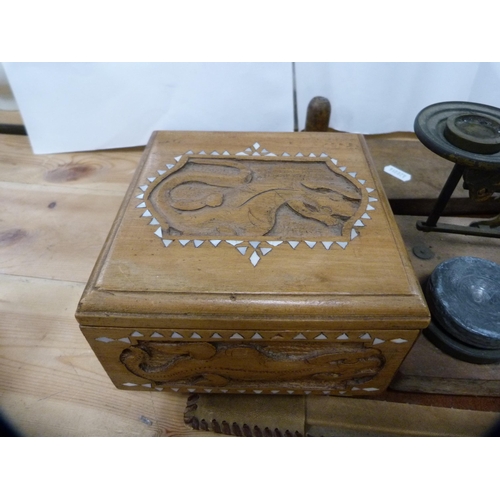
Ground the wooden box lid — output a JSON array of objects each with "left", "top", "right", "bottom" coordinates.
[{"left": 76, "top": 132, "right": 429, "bottom": 331}]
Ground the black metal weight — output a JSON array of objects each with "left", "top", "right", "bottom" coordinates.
[{"left": 424, "top": 257, "right": 500, "bottom": 364}]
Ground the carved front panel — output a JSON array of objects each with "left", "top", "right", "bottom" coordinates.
[
  {"left": 82, "top": 326, "right": 421, "bottom": 395},
  {"left": 119, "top": 341, "right": 385, "bottom": 392}
]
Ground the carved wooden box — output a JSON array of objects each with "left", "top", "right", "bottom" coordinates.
[{"left": 76, "top": 132, "right": 430, "bottom": 396}]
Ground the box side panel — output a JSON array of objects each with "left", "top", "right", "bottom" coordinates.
[
  {"left": 81, "top": 326, "right": 420, "bottom": 396},
  {"left": 358, "top": 134, "right": 428, "bottom": 302}
]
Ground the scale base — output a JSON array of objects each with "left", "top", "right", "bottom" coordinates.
[{"left": 416, "top": 220, "right": 500, "bottom": 238}]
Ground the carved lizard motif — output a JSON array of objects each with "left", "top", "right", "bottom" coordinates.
[{"left": 120, "top": 341, "right": 384, "bottom": 388}]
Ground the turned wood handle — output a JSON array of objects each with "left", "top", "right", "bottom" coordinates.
[{"left": 305, "top": 96, "right": 331, "bottom": 132}]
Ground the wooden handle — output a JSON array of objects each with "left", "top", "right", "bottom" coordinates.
[{"left": 305, "top": 96, "right": 331, "bottom": 132}]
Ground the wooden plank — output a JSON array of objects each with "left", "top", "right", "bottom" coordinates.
[
  {"left": 306, "top": 396, "right": 500, "bottom": 436},
  {"left": 366, "top": 137, "right": 455, "bottom": 200},
  {"left": 391, "top": 334, "right": 500, "bottom": 397},
  {"left": 0, "top": 182, "right": 127, "bottom": 283},
  {"left": 392, "top": 215, "right": 500, "bottom": 396},
  {"left": 0, "top": 110, "right": 23, "bottom": 126},
  {"left": 365, "top": 132, "right": 419, "bottom": 141},
  {"left": 0, "top": 134, "right": 145, "bottom": 283},
  {"left": 0, "top": 134, "right": 143, "bottom": 194},
  {"left": 365, "top": 136, "right": 500, "bottom": 216},
  {"left": 0, "top": 132, "right": 209, "bottom": 436},
  {"left": 395, "top": 215, "right": 500, "bottom": 287},
  {"left": 185, "top": 392, "right": 500, "bottom": 437},
  {"left": 0, "top": 274, "right": 205, "bottom": 436}
]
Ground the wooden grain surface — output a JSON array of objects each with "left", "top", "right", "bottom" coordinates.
[
  {"left": 78, "top": 132, "right": 428, "bottom": 332},
  {"left": 365, "top": 136, "right": 500, "bottom": 216},
  {"left": 0, "top": 134, "right": 208, "bottom": 436},
  {"left": 1, "top": 132, "right": 499, "bottom": 436},
  {"left": 0, "top": 110, "right": 23, "bottom": 126},
  {"left": 0, "top": 275, "right": 190, "bottom": 436}
]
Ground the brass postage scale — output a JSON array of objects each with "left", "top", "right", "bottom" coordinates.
[{"left": 76, "top": 132, "right": 430, "bottom": 396}]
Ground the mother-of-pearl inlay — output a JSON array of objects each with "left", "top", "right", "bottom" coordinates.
[{"left": 135, "top": 142, "right": 378, "bottom": 266}]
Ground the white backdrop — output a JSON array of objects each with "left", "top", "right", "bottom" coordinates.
[
  {"left": 296, "top": 62, "right": 500, "bottom": 133},
  {"left": 3, "top": 62, "right": 500, "bottom": 154}
]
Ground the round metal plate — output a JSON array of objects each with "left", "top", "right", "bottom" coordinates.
[
  {"left": 426, "top": 257, "right": 500, "bottom": 349},
  {"left": 444, "top": 112, "right": 500, "bottom": 154},
  {"left": 414, "top": 101, "right": 500, "bottom": 170}
]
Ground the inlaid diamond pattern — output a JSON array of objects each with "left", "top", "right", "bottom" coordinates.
[{"left": 136, "top": 143, "right": 378, "bottom": 267}]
